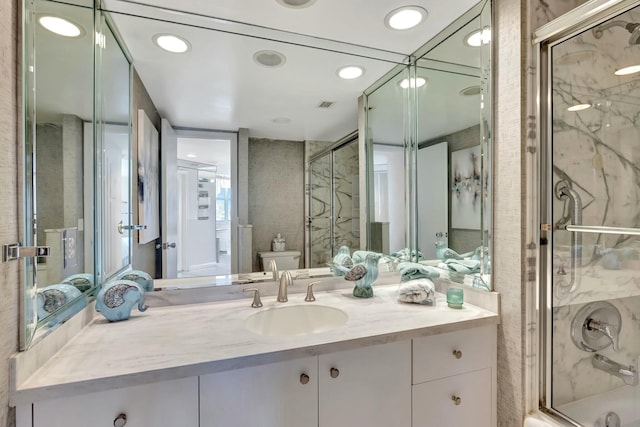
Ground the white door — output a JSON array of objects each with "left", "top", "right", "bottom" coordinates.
[
  {"left": 417, "top": 141, "right": 448, "bottom": 259},
  {"left": 160, "top": 118, "right": 178, "bottom": 278}
]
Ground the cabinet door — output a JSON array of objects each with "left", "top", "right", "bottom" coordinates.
[
  {"left": 200, "top": 356, "right": 318, "bottom": 427},
  {"left": 33, "top": 377, "right": 198, "bottom": 427},
  {"left": 412, "top": 368, "right": 492, "bottom": 427},
  {"left": 318, "top": 341, "right": 411, "bottom": 427}
]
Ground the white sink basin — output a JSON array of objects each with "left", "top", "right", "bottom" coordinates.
[{"left": 245, "top": 305, "right": 348, "bottom": 336}]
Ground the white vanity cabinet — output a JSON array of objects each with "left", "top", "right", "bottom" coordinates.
[
  {"left": 200, "top": 356, "right": 319, "bottom": 427},
  {"left": 412, "top": 325, "right": 497, "bottom": 427},
  {"left": 200, "top": 341, "right": 411, "bottom": 427},
  {"left": 31, "top": 377, "right": 198, "bottom": 427}
]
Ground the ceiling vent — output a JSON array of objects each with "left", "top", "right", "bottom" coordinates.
[
  {"left": 253, "top": 50, "right": 287, "bottom": 67},
  {"left": 317, "top": 101, "right": 334, "bottom": 109}
]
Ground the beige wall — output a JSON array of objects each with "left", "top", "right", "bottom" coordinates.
[
  {"left": 248, "top": 138, "right": 305, "bottom": 271},
  {"left": 492, "top": 0, "right": 527, "bottom": 424},
  {"left": 0, "top": 0, "right": 20, "bottom": 425}
]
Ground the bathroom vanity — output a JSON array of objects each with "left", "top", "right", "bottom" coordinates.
[{"left": 10, "top": 285, "right": 498, "bottom": 427}]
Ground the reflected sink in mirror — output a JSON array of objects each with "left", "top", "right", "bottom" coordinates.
[{"left": 245, "top": 305, "right": 348, "bottom": 336}]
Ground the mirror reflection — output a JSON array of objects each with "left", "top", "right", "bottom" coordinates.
[
  {"left": 29, "top": 0, "right": 95, "bottom": 339},
  {"left": 101, "top": 2, "right": 401, "bottom": 282},
  {"left": 24, "top": 0, "right": 492, "bottom": 346},
  {"left": 365, "top": 0, "right": 491, "bottom": 288}
]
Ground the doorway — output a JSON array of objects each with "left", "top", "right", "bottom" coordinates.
[{"left": 161, "top": 127, "right": 237, "bottom": 278}]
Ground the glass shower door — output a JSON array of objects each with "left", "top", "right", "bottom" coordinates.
[
  {"left": 332, "top": 140, "right": 360, "bottom": 254},
  {"left": 542, "top": 3, "right": 640, "bottom": 425},
  {"left": 309, "top": 153, "right": 332, "bottom": 268}
]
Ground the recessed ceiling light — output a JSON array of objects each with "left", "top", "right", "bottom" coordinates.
[
  {"left": 567, "top": 103, "right": 592, "bottom": 112},
  {"left": 614, "top": 64, "right": 640, "bottom": 76},
  {"left": 275, "top": 0, "right": 317, "bottom": 8},
  {"left": 153, "top": 34, "right": 191, "bottom": 53},
  {"left": 272, "top": 117, "right": 292, "bottom": 124},
  {"left": 186, "top": 153, "right": 197, "bottom": 158},
  {"left": 459, "top": 85, "right": 482, "bottom": 96},
  {"left": 337, "top": 65, "right": 365, "bottom": 80},
  {"left": 399, "top": 77, "right": 427, "bottom": 89},
  {"left": 464, "top": 28, "right": 491, "bottom": 47},
  {"left": 253, "top": 50, "right": 287, "bottom": 68},
  {"left": 38, "top": 16, "right": 84, "bottom": 37},
  {"left": 385, "top": 6, "right": 428, "bottom": 30}
]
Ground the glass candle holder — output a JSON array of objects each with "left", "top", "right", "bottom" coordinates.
[{"left": 446, "top": 287, "right": 464, "bottom": 309}]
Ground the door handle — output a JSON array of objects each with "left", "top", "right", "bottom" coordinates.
[
  {"left": 117, "top": 221, "right": 147, "bottom": 234},
  {"left": 155, "top": 242, "right": 177, "bottom": 250}
]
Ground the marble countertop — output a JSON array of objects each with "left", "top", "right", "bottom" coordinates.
[{"left": 12, "top": 284, "right": 498, "bottom": 405}]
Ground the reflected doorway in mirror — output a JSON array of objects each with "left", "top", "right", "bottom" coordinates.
[{"left": 137, "top": 109, "right": 160, "bottom": 243}]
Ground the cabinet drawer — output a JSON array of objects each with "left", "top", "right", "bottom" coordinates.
[
  {"left": 413, "top": 325, "right": 495, "bottom": 384},
  {"left": 412, "top": 368, "right": 492, "bottom": 427},
  {"left": 33, "top": 377, "right": 198, "bottom": 427}
]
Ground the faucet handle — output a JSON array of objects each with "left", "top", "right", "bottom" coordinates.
[
  {"left": 243, "top": 288, "right": 263, "bottom": 308},
  {"left": 305, "top": 281, "right": 320, "bottom": 302},
  {"left": 571, "top": 301, "right": 622, "bottom": 352},
  {"left": 586, "top": 318, "right": 619, "bottom": 352}
]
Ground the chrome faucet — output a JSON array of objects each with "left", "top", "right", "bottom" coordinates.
[
  {"left": 268, "top": 259, "right": 278, "bottom": 282},
  {"left": 586, "top": 318, "right": 619, "bottom": 352},
  {"left": 277, "top": 271, "right": 293, "bottom": 302},
  {"left": 592, "top": 354, "right": 638, "bottom": 386}
]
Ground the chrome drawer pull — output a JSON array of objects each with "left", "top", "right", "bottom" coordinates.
[
  {"left": 451, "top": 395, "right": 462, "bottom": 406},
  {"left": 300, "top": 373, "right": 310, "bottom": 384},
  {"left": 330, "top": 367, "right": 340, "bottom": 378},
  {"left": 452, "top": 349, "right": 462, "bottom": 359}
]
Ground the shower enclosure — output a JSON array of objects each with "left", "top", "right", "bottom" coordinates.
[
  {"left": 537, "top": 1, "right": 640, "bottom": 425},
  {"left": 307, "top": 133, "right": 360, "bottom": 268}
]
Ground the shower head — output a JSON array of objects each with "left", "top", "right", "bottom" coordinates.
[{"left": 592, "top": 20, "right": 640, "bottom": 45}]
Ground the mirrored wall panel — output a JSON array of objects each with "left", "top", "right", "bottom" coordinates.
[
  {"left": 22, "top": 0, "right": 96, "bottom": 347},
  {"left": 365, "top": 0, "right": 492, "bottom": 289}
]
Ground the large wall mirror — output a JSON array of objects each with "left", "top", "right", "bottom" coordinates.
[
  {"left": 21, "top": 0, "right": 492, "bottom": 349},
  {"left": 366, "top": 0, "right": 492, "bottom": 290},
  {"left": 22, "top": 0, "right": 96, "bottom": 348}
]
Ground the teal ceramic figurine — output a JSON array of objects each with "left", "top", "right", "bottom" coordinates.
[
  {"left": 117, "top": 269, "right": 153, "bottom": 292},
  {"left": 434, "top": 240, "right": 464, "bottom": 260},
  {"left": 330, "top": 246, "right": 353, "bottom": 276},
  {"left": 344, "top": 253, "right": 382, "bottom": 298},
  {"left": 96, "top": 280, "right": 148, "bottom": 322},
  {"left": 62, "top": 273, "right": 94, "bottom": 293},
  {"left": 37, "top": 284, "right": 88, "bottom": 327}
]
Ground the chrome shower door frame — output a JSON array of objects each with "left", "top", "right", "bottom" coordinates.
[{"left": 535, "top": 0, "right": 640, "bottom": 423}]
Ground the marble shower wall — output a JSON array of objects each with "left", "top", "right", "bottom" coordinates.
[
  {"left": 308, "top": 150, "right": 332, "bottom": 267},
  {"left": 332, "top": 142, "right": 360, "bottom": 254},
  {"left": 550, "top": 3, "right": 640, "bottom": 406},
  {"left": 552, "top": 295, "right": 640, "bottom": 406}
]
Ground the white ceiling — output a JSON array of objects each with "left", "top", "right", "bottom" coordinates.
[{"left": 35, "top": 0, "right": 484, "bottom": 143}]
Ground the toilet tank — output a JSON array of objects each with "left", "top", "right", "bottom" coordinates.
[{"left": 258, "top": 250, "right": 301, "bottom": 271}]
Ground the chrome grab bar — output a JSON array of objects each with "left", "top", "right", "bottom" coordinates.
[{"left": 564, "top": 225, "right": 640, "bottom": 236}]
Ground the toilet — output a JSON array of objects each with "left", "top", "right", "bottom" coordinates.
[{"left": 258, "top": 250, "right": 301, "bottom": 271}]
